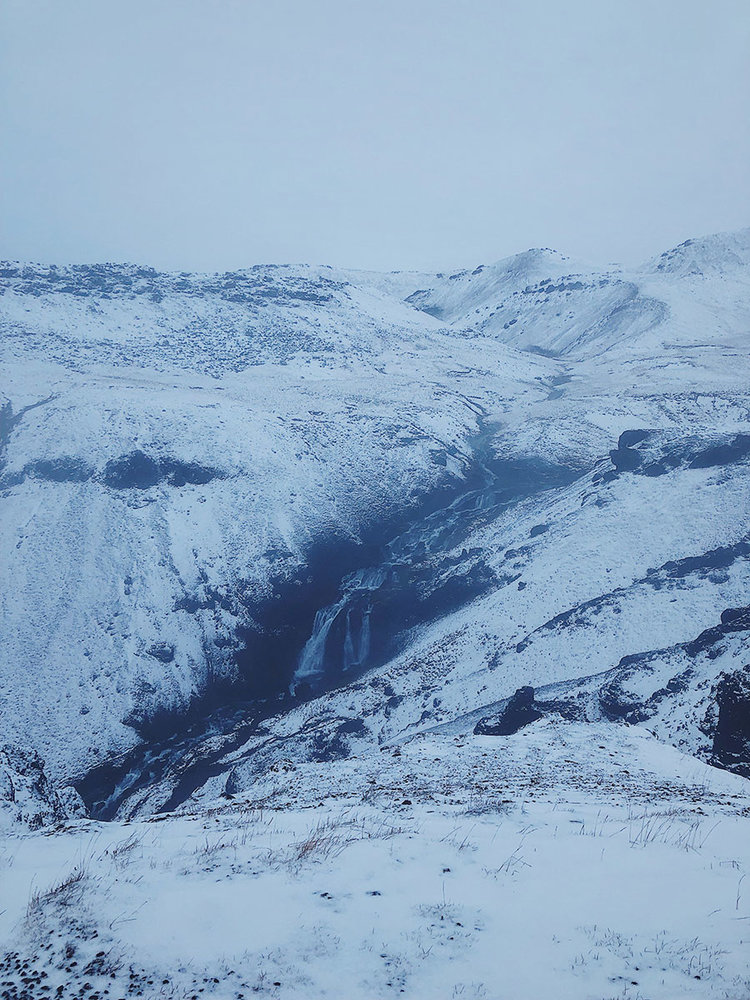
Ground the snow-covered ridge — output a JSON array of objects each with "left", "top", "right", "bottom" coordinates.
[{"left": 646, "top": 226, "right": 750, "bottom": 277}]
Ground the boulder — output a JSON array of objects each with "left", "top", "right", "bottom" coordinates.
[{"left": 474, "top": 686, "right": 543, "bottom": 736}]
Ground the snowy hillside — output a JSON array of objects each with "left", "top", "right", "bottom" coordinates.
[{"left": 1, "top": 228, "right": 749, "bottom": 800}]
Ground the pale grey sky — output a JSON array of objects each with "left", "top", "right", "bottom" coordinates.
[{"left": 1, "top": 0, "right": 748, "bottom": 272}]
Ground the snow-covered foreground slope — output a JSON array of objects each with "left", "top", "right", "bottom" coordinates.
[{"left": 2, "top": 723, "right": 750, "bottom": 1000}]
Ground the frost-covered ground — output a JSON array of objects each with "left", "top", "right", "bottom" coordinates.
[{"left": 2, "top": 723, "right": 750, "bottom": 1000}]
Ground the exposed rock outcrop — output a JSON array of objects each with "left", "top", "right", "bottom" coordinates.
[
  {"left": 0, "top": 745, "right": 86, "bottom": 830},
  {"left": 710, "top": 668, "right": 750, "bottom": 778},
  {"left": 474, "top": 686, "right": 584, "bottom": 736}
]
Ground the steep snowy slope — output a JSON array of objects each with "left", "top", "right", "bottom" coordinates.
[
  {"left": 1, "top": 228, "right": 749, "bottom": 805},
  {"left": 0, "top": 263, "right": 557, "bottom": 778}
]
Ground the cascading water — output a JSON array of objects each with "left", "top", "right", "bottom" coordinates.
[{"left": 295, "top": 602, "right": 344, "bottom": 682}]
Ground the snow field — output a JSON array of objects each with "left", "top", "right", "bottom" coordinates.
[{"left": 2, "top": 724, "right": 749, "bottom": 999}]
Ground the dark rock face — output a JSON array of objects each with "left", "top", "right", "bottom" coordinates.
[
  {"left": 160, "top": 458, "right": 217, "bottom": 486},
  {"left": 309, "top": 718, "right": 370, "bottom": 762},
  {"left": 618, "top": 429, "right": 651, "bottom": 450},
  {"left": 474, "top": 686, "right": 587, "bottom": 736},
  {"left": 538, "top": 698, "right": 586, "bottom": 722},
  {"left": 103, "top": 450, "right": 161, "bottom": 489},
  {"left": 711, "top": 669, "right": 750, "bottom": 778},
  {"left": 602, "top": 429, "right": 750, "bottom": 483},
  {"left": 686, "top": 604, "right": 750, "bottom": 656},
  {"left": 7, "top": 451, "right": 221, "bottom": 490},
  {"left": 337, "top": 718, "right": 368, "bottom": 736},
  {"left": 223, "top": 769, "right": 242, "bottom": 796},
  {"left": 25, "top": 457, "right": 93, "bottom": 483},
  {"left": 147, "top": 642, "right": 176, "bottom": 663},
  {"left": 689, "top": 433, "right": 750, "bottom": 470},
  {"left": 598, "top": 678, "right": 650, "bottom": 724},
  {"left": 607, "top": 429, "right": 651, "bottom": 473},
  {"left": 529, "top": 523, "right": 550, "bottom": 537},
  {"left": 609, "top": 444, "right": 643, "bottom": 472},
  {"left": 101, "top": 450, "right": 221, "bottom": 490},
  {"left": 720, "top": 606, "right": 750, "bottom": 628},
  {"left": 474, "top": 686, "right": 543, "bottom": 736}
]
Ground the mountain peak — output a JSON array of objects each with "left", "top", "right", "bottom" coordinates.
[{"left": 647, "top": 226, "right": 750, "bottom": 277}]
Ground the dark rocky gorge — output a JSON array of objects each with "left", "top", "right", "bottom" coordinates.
[
  {"left": 72, "top": 426, "right": 750, "bottom": 820},
  {"left": 711, "top": 665, "right": 750, "bottom": 778},
  {"left": 74, "top": 444, "right": 583, "bottom": 820}
]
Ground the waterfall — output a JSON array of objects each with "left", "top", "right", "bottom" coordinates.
[
  {"left": 293, "top": 568, "right": 385, "bottom": 688},
  {"left": 342, "top": 604, "right": 372, "bottom": 672},
  {"left": 294, "top": 601, "right": 344, "bottom": 683},
  {"left": 290, "top": 454, "right": 578, "bottom": 695},
  {"left": 343, "top": 609, "right": 356, "bottom": 671}
]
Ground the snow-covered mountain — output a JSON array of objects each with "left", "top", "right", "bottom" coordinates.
[
  {"left": 1, "top": 228, "right": 749, "bottom": 812},
  {"left": 3, "top": 228, "right": 750, "bottom": 1000}
]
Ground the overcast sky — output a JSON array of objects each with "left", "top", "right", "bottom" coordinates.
[{"left": 1, "top": 0, "right": 748, "bottom": 272}]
